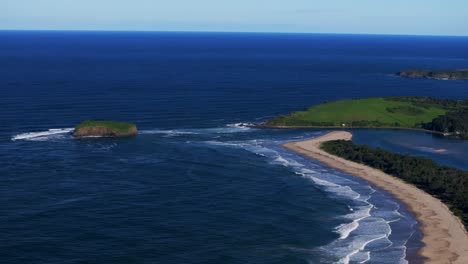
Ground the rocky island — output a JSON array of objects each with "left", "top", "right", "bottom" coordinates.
[
  {"left": 398, "top": 69, "right": 468, "bottom": 80},
  {"left": 73, "top": 120, "right": 137, "bottom": 138}
]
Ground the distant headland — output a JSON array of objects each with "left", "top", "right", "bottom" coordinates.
[
  {"left": 73, "top": 120, "right": 137, "bottom": 138},
  {"left": 398, "top": 69, "right": 468, "bottom": 80},
  {"left": 263, "top": 97, "right": 468, "bottom": 139}
]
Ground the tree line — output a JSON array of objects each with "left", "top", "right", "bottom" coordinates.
[
  {"left": 321, "top": 140, "right": 468, "bottom": 228},
  {"left": 423, "top": 108, "right": 468, "bottom": 138},
  {"left": 387, "top": 96, "right": 468, "bottom": 109}
]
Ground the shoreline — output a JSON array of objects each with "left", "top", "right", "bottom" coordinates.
[
  {"left": 256, "top": 124, "right": 450, "bottom": 136},
  {"left": 282, "top": 131, "right": 468, "bottom": 264}
]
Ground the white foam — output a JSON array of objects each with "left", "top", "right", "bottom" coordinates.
[
  {"left": 203, "top": 140, "right": 245, "bottom": 147},
  {"left": 359, "top": 251, "right": 371, "bottom": 264},
  {"left": 274, "top": 155, "right": 289, "bottom": 165},
  {"left": 12, "top": 128, "right": 74, "bottom": 141},
  {"left": 140, "top": 123, "right": 255, "bottom": 137},
  {"left": 300, "top": 168, "right": 317, "bottom": 174},
  {"left": 272, "top": 154, "right": 305, "bottom": 168},
  {"left": 235, "top": 143, "right": 392, "bottom": 256},
  {"left": 339, "top": 234, "right": 388, "bottom": 264},
  {"left": 309, "top": 176, "right": 362, "bottom": 200},
  {"left": 188, "top": 135, "right": 407, "bottom": 263},
  {"left": 204, "top": 125, "right": 252, "bottom": 134},
  {"left": 226, "top": 122, "right": 255, "bottom": 128},
  {"left": 265, "top": 147, "right": 392, "bottom": 262},
  {"left": 140, "top": 129, "right": 199, "bottom": 136},
  {"left": 336, "top": 221, "right": 360, "bottom": 240},
  {"left": 336, "top": 203, "right": 374, "bottom": 240}
]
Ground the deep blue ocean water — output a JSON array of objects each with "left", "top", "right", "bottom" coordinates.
[{"left": 1, "top": 31, "right": 467, "bottom": 264}]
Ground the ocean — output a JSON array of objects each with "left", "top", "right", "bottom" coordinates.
[{"left": 1, "top": 31, "right": 467, "bottom": 264}]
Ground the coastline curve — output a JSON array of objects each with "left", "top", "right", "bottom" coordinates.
[{"left": 282, "top": 131, "right": 468, "bottom": 264}]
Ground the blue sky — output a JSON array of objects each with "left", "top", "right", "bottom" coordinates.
[{"left": 1, "top": 0, "right": 467, "bottom": 36}]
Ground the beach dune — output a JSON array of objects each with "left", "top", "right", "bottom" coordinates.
[{"left": 283, "top": 131, "right": 468, "bottom": 264}]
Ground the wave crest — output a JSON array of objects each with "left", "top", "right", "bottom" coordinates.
[{"left": 12, "top": 128, "right": 74, "bottom": 141}]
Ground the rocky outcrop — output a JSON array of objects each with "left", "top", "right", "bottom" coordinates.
[
  {"left": 72, "top": 121, "right": 137, "bottom": 138},
  {"left": 398, "top": 69, "right": 468, "bottom": 80}
]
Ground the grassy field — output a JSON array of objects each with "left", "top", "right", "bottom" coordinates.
[
  {"left": 76, "top": 120, "right": 137, "bottom": 133},
  {"left": 266, "top": 97, "right": 449, "bottom": 128}
]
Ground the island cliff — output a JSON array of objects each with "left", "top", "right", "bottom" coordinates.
[
  {"left": 73, "top": 120, "right": 137, "bottom": 137},
  {"left": 398, "top": 69, "right": 468, "bottom": 80}
]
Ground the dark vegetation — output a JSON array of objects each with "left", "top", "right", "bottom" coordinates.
[
  {"left": 398, "top": 69, "right": 468, "bottom": 80},
  {"left": 423, "top": 108, "right": 468, "bottom": 139},
  {"left": 321, "top": 140, "right": 468, "bottom": 228},
  {"left": 387, "top": 96, "right": 468, "bottom": 109}
]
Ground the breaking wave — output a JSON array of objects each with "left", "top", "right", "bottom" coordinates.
[
  {"left": 139, "top": 123, "right": 255, "bottom": 137},
  {"left": 10, "top": 123, "right": 416, "bottom": 263},
  {"left": 11, "top": 123, "right": 255, "bottom": 141},
  {"left": 11, "top": 128, "right": 74, "bottom": 141},
  {"left": 200, "top": 138, "right": 411, "bottom": 264}
]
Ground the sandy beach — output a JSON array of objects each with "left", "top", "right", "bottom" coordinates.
[{"left": 283, "top": 131, "right": 468, "bottom": 264}]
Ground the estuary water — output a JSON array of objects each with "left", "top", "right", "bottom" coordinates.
[{"left": 1, "top": 31, "right": 467, "bottom": 263}]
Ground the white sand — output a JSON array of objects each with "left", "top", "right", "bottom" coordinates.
[{"left": 283, "top": 131, "right": 468, "bottom": 264}]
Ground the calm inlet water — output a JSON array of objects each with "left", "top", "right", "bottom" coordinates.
[{"left": 1, "top": 31, "right": 467, "bottom": 264}]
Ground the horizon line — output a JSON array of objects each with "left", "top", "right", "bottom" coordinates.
[{"left": 1, "top": 28, "right": 467, "bottom": 38}]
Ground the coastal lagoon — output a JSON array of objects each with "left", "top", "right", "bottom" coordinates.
[{"left": 1, "top": 32, "right": 467, "bottom": 263}]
